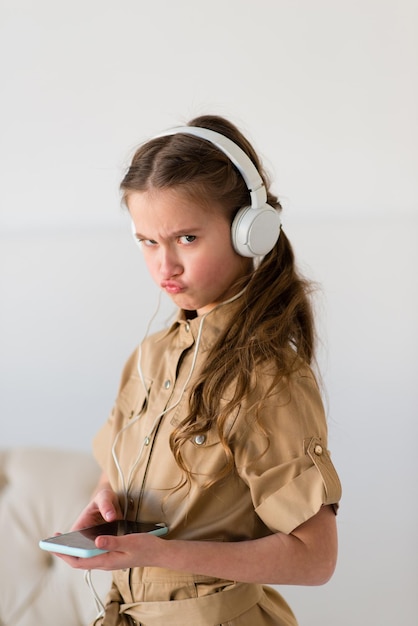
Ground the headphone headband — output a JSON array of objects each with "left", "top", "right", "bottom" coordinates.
[{"left": 156, "top": 126, "right": 267, "bottom": 208}]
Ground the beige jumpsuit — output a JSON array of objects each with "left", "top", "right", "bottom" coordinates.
[{"left": 92, "top": 300, "right": 342, "bottom": 626}]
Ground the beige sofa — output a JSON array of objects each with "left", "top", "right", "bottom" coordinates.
[{"left": 0, "top": 447, "right": 111, "bottom": 626}]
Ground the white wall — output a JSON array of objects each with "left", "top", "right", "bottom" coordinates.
[{"left": 1, "top": 1, "right": 417, "bottom": 624}]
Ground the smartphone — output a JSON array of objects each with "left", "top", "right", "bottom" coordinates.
[{"left": 39, "top": 520, "right": 168, "bottom": 558}]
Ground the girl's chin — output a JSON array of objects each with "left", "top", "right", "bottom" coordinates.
[{"left": 168, "top": 293, "right": 215, "bottom": 315}]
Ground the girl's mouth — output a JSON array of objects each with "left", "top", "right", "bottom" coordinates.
[{"left": 161, "top": 281, "right": 185, "bottom": 295}]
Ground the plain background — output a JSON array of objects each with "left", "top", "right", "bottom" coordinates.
[{"left": 1, "top": 1, "right": 417, "bottom": 624}]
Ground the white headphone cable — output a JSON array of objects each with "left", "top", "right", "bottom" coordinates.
[
  {"left": 137, "top": 290, "right": 163, "bottom": 401},
  {"left": 84, "top": 569, "right": 106, "bottom": 618},
  {"left": 111, "top": 290, "right": 163, "bottom": 515}
]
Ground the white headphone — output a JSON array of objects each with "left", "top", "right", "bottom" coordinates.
[{"left": 157, "top": 126, "right": 282, "bottom": 258}]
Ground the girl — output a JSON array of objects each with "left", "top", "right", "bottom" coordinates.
[{"left": 59, "top": 115, "right": 341, "bottom": 625}]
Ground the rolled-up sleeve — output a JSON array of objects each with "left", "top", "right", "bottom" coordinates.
[{"left": 232, "top": 367, "right": 342, "bottom": 535}]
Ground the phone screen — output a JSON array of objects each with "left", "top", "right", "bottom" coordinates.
[{"left": 39, "top": 520, "right": 168, "bottom": 557}]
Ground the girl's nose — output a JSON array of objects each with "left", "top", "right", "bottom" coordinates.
[{"left": 159, "top": 247, "right": 182, "bottom": 278}]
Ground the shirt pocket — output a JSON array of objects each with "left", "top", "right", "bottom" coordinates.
[
  {"left": 113, "top": 375, "right": 152, "bottom": 423},
  {"left": 179, "top": 427, "right": 231, "bottom": 485}
]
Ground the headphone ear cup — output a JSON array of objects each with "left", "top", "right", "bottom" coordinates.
[{"left": 231, "top": 204, "right": 281, "bottom": 257}]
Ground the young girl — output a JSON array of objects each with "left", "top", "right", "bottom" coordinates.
[{"left": 59, "top": 115, "right": 342, "bottom": 625}]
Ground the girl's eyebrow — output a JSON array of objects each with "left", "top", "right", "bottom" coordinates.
[
  {"left": 170, "top": 227, "right": 203, "bottom": 237},
  {"left": 135, "top": 227, "right": 203, "bottom": 239}
]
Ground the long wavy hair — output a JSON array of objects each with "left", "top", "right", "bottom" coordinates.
[{"left": 121, "top": 115, "right": 316, "bottom": 487}]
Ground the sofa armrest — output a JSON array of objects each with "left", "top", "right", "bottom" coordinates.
[{"left": 0, "top": 447, "right": 111, "bottom": 626}]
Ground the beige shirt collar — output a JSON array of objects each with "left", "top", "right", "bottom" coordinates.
[{"left": 155, "top": 293, "right": 245, "bottom": 352}]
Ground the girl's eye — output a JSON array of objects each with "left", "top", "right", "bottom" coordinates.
[{"left": 179, "top": 235, "right": 196, "bottom": 244}]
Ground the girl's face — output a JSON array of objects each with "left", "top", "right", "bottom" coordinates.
[{"left": 128, "top": 188, "right": 252, "bottom": 315}]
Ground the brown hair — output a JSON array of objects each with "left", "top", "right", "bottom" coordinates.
[{"left": 121, "top": 115, "right": 315, "bottom": 486}]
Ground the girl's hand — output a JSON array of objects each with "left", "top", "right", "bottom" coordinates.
[
  {"left": 55, "top": 530, "right": 163, "bottom": 571},
  {"left": 70, "top": 488, "right": 122, "bottom": 531},
  {"left": 68, "top": 472, "right": 123, "bottom": 531}
]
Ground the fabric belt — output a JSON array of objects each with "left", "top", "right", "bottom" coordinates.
[{"left": 120, "top": 582, "right": 264, "bottom": 626}]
